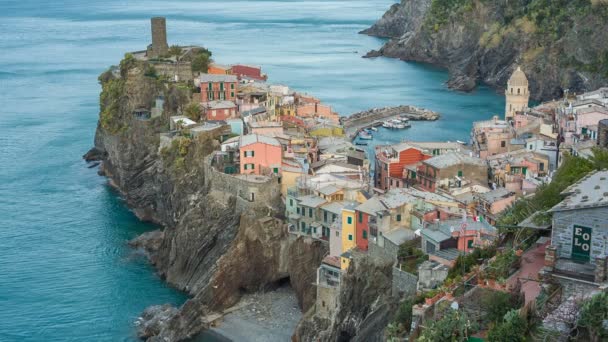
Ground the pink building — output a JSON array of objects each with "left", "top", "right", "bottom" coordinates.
[
  {"left": 239, "top": 134, "right": 282, "bottom": 175},
  {"left": 204, "top": 100, "right": 237, "bottom": 121},
  {"left": 576, "top": 107, "right": 608, "bottom": 136},
  {"left": 475, "top": 188, "right": 516, "bottom": 225}
]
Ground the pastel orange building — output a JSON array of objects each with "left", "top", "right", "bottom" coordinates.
[
  {"left": 239, "top": 134, "right": 282, "bottom": 175},
  {"left": 199, "top": 74, "right": 238, "bottom": 103},
  {"left": 207, "top": 63, "right": 231, "bottom": 75}
]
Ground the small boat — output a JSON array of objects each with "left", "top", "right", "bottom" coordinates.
[
  {"left": 355, "top": 142, "right": 368, "bottom": 146},
  {"left": 370, "top": 127, "right": 378, "bottom": 132},
  {"left": 456, "top": 140, "right": 468, "bottom": 145},
  {"left": 359, "top": 131, "right": 373, "bottom": 140},
  {"left": 87, "top": 161, "right": 100, "bottom": 169},
  {"left": 382, "top": 121, "right": 394, "bottom": 128}
]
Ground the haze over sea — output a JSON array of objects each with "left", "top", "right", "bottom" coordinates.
[{"left": 0, "top": 1, "right": 504, "bottom": 341}]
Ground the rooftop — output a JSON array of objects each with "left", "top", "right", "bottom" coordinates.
[
  {"left": 384, "top": 228, "right": 415, "bottom": 245},
  {"left": 318, "top": 184, "right": 341, "bottom": 196},
  {"left": 429, "top": 248, "right": 462, "bottom": 261},
  {"left": 199, "top": 74, "right": 238, "bottom": 83},
  {"left": 550, "top": 170, "right": 608, "bottom": 212},
  {"left": 240, "top": 133, "right": 281, "bottom": 147},
  {"left": 424, "top": 152, "right": 486, "bottom": 169},
  {"left": 298, "top": 195, "right": 327, "bottom": 208},
  {"left": 241, "top": 107, "right": 267, "bottom": 117},
  {"left": 204, "top": 100, "right": 236, "bottom": 109},
  {"left": 355, "top": 197, "right": 387, "bottom": 216},
  {"left": 508, "top": 66, "right": 529, "bottom": 87},
  {"left": 321, "top": 201, "right": 348, "bottom": 215},
  {"left": 477, "top": 188, "right": 515, "bottom": 203}
]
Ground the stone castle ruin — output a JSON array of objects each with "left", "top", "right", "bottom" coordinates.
[{"left": 147, "top": 17, "right": 169, "bottom": 58}]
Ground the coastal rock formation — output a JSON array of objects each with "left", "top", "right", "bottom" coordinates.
[
  {"left": 89, "top": 58, "right": 327, "bottom": 341},
  {"left": 294, "top": 254, "right": 396, "bottom": 342},
  {"left": 363, "top": 0, "right": 608, "bottom": 101}
]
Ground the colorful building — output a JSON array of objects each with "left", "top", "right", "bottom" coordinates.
[
  {"left": 239, "top": 134, "right": 282, "bottom": 175},
  {"left": 199, "top": 74, "right": 238, "bottom": 103},
  {"left": 230, "top": 64, "right": 267, "bottom": 81},
  {"left": 203, "top": 100, "right": 237, "bottom": 121},
  {"left": 406, "top": 152, "right": 488, "bottom": 193},
  {"left": 375, "top": 143, "right": 432, "bottom": 191},
  {"left": 207, "top": 63, "right": 231, "bottom": 75},
  {"left": 340, "top": 203, "right": 357, "bottom": 270},
  {"left": 420, "top": 217, "right": 497, "bottom": 267}
]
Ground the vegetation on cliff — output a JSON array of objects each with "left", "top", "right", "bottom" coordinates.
[
  {"left": 498, "top": 149, "right": 608, "bottom": 228},
  {"left": 99, "top": 77, "right": 127, "bottom": 134},
  {"left": 366, "top": 0, "right": 608, "bottom": 100}
]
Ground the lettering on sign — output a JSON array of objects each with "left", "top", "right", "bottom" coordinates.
[{"left": 572, "top": 225, "right": 592, "bottom": 262}]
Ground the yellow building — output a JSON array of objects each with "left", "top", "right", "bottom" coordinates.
[
  {"left": 340, "top": 250, "right": 352, "bottom": 271},
  {"left": 310, "top": 124, "right": 345, "bottom": 137},
  {"left": 280, "top": 166, "right": 305, "bottom": 197},
  {"left": 505, "top": 66, "right": 530, "bottom": 121},
  {"left": 340, "top": 204, "right": 357, "bottom": 270}
]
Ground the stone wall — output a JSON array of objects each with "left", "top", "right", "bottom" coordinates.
[
  {"left": 316, "top": 284, "right": 340, "bottom": 319},
  {"left": 392, "top": 267, "right": 417, "bottom": 297},
  {"left": 153, "top": 62, "right": 194, "bottom": 82},
  {"left": 204, "top": 154, "right": 283, "bottom": 213},
  {"left": 417, "top": 261, "right": 449, "bottom": 291},
  {"left": 551, "top": 206, "right": 608, "bottom": 264}
]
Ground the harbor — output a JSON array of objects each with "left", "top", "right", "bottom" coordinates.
[{"left": 342, "top": 105, "right": 440, "bottom": 140}]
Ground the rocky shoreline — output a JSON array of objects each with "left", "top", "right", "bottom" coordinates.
[{"left": 361, "top": 0, "right": 608, "bottom": 101}]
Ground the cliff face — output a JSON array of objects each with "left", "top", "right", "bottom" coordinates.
[
  {"left": 294, "top": 254, "right": 396, "bottom": 342},
  {"left": 90, "top": 59, "right": 327, "bottom": 341},
  {"left": 364, "top": 0, "right": 608, "bottom": 101}
]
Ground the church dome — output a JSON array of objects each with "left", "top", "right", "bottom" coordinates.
[{"left": 508, "top": 66, "right": 528, "bottom": 87}]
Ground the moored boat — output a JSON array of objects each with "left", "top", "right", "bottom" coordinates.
[{"left": 359, "top": 131, "right": 373, "bottom": 140}]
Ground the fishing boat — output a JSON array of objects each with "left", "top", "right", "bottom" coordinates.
[
  {"left": 382, "top": 121, "right": 394, "bottom": 128},
  {"left": 370, "top": 126, "right": 378, "bottom": 132},
  {"left": 359, "top": 131, "right": 373, "bottom": 140}
]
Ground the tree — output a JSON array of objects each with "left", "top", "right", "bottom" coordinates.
[
  {"left": 184, "top": 102, "right": 201, "bottom": 121},
  {"left": 191, "top": 51, "right": 211, "bottom": 74},
  {"left": 589, "top": 147, "right": 608, "bottom": 170}
]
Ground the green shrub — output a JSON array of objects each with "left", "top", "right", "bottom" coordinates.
[
  {"left": 481, "top": 290, "right": 523, "bottom": 323},
  {"left": 418, "top": 310, "right": 477, "bottom": 342},
  {"left": 487, "top": 309, "right": 528, "bottom": 342},
  {"left": 99, "top": 78, "right": 126, "bottom": 134},
  {"left": 578, "top": 292, "right": 608, "bottom": 341}
]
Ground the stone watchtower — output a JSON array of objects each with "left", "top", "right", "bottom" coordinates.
[
  {"left": 505, "top": 66, "right": 530, "bottom": 121},
  {"left": 147, "top": 17, "right": 169, "bottom": 58}
]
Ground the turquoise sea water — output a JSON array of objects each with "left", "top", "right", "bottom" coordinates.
[{"left": 0, "top": 1, "right": 504, "bottom": 341}]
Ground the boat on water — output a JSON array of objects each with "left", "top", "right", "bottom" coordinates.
[
  {"left": 456, "top": 140, "right": 468, "bottom": 145},
  {"left": 370, "top": 127, "right": 378, "bottom": 131},
  {"left": 359, "top": 131, "right": 373, "bottom": 140},
  {"left": 355, "top": 142, "right": 368, "bottom": 146},
  {"left": 383, "top": 118, "right": 409, "bottom": 129}
]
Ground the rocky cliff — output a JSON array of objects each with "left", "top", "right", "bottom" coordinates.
[
  {"left": 293, "top": 253, "right": 396, "bottom": 342},
  {"left": 363, "top": 0, "right": 608, "bottom": 101},
  {"left": 87, "top": 57, "right": 327, "bottom": 341}
]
